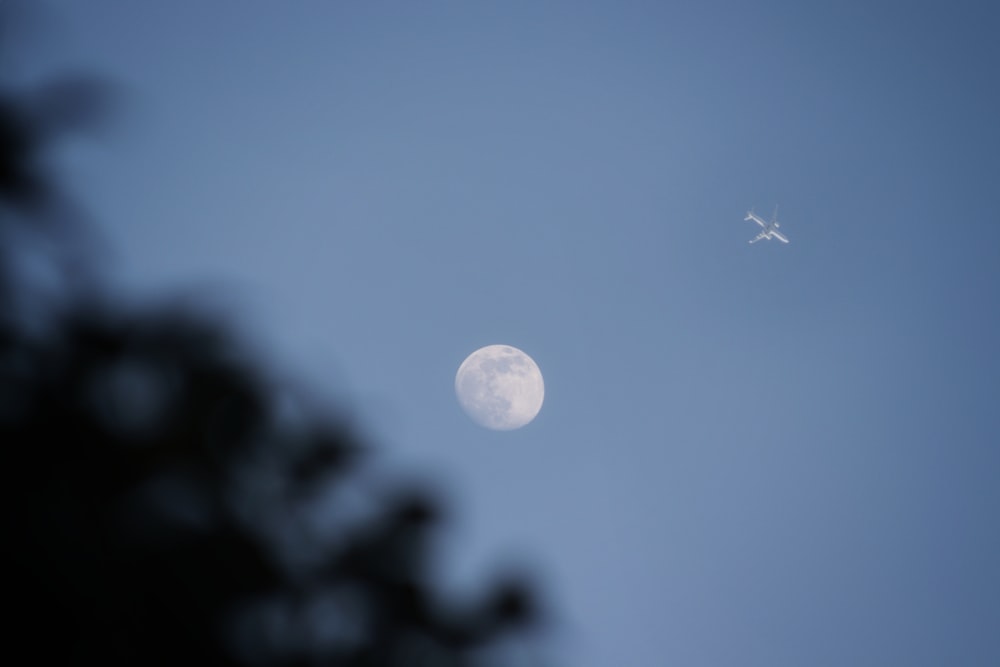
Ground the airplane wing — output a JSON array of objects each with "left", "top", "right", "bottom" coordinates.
[
  {"left": 749, "top": 230, "right": 769, "bottom": 244},
  {"left": 746, "top": 212, "right": 767, "bottom": 229}
]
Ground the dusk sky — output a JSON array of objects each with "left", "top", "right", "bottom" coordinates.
[{"left": 26, "top": 1, "right": 1000, "bottom": 664}]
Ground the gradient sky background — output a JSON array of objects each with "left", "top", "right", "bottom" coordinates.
[{"left": 22, "top": 1, "right": 1000, "bottom": 664}]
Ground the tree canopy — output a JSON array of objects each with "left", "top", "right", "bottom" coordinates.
[{"left": 1, "top": 15, "right": 547, "bottom": 666}]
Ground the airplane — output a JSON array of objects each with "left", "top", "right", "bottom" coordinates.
[{"left": 745, "top": 206, "right": 789, "bottom": 244}]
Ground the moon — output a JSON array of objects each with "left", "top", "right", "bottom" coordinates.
[{"left": 455, "top": 345, "right": 544, "bottom": 430}]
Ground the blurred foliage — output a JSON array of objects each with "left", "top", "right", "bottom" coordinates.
[{"left": 0, "top": 10, "right": 545, "bottom": 666}]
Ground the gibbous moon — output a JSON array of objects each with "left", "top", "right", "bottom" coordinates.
[{"left": 455, "top": 345, "right": 544, "bottom": 430}]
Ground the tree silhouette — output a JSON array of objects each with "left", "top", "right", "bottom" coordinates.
[{"left": 1, "top": 15, "right": 546, "bottom": 666}]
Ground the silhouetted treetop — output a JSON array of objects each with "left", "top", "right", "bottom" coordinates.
[{"left": 1, "top": 14, "right": 549, "bottom": 666}]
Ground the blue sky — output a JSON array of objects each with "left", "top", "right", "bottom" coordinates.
[{"left": 30, "top": 1, "right": 1000, "bottom": 664}]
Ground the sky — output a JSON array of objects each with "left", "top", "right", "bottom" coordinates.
[{"left": 20, "top": 1, "right": 1000, "bottom": 664}]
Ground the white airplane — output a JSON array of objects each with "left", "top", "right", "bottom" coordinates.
[{"left": 745, "top": 206, "right": 789, "bottom": 244}]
